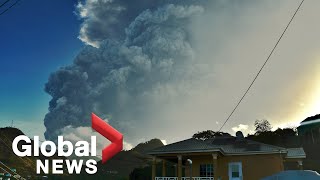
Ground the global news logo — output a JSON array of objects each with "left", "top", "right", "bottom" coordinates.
[{"left": 11, "top": 113, "right": 123, "bottom": 175}]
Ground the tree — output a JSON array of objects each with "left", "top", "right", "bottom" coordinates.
[
  {"left": 274, "top": 128, "right": 297, "bottom": 137},
  {"left": 254, "top": 119, "right": 272, "bottom": 135},
  {"left": 192, "top": 130, "right": 231, "bottom": 140}
]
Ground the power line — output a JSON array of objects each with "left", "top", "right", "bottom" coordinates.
[
  {"left": 0, "top": 161, "right": 25, "bottom": 180},
  {"left": 0, "top": 0, "right": 11, "bottom": 8},
  {"left": 0, "top": 132, "right": 36, "bottom": 168},
  {"left": 0, "top": 166, "right": 18, "bottom": 180},
  {"left": 216, "top": 0, "right": 305, "bottom": 133},
  {"left": 0, "top": 161, "right": 20, "bottom": 178},
  {"left": 0, "top": 0, "right": 21, "bottom": 16}
]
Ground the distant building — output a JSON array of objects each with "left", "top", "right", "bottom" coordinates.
[
  {"left": 297, "top": 114, "right": 320, "bottom": 144},
  {"left": 261, "top": 170, "right": 320, "bottom": 180},
  {"left": 148, "top": 131, "right": 306, "bottom": 180}
]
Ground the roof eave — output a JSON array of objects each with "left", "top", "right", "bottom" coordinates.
[
  {"left": 286, "top": 156, "right": 306, "bottom": 159},
  {"left": 148, "top": 149, "right": 223, "bottom": 156},
  {"left": 222, "top": 150, "right": 287, "bottom": 156},
  {"left": 149, "top": 150, "right": 287, "bottom": 156}
]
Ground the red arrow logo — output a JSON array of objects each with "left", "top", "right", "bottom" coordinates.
[{"left": 91, "top": 113, "right": 123, "bottom": 164}]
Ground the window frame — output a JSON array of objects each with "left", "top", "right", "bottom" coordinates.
[
  {"left": 228, "top": 162, "right": 243, "bottom": 179},
  {"left": 199, "top": 164, "right": 214, "bottom": 177}
]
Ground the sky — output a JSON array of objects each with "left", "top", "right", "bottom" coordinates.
[
  {"left": 0, "top": 0, "right": 83, "bottom": 139},
  {"left": 0, "top": 0, "right": 320, "bottom": 148}
]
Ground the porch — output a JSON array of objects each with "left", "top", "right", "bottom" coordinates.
[{"left": 151, "top": 154, "right": 218, "bottom": 180}]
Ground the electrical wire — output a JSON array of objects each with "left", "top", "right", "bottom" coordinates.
[
  {"left": 0, "top": 0, "right": 11, "bottom": 8},
  {"left": 0, "top": 161, "right": 23, "bottom": 180},
  {"left": 0, "top": 0, "right": 21, "bottom": 16},
  {"left": 0, "top": 133, "right": 36, "bottom": 168},
  {"left": 0, "top": 166, "right": 18, "bottom": 180},
  {"left": 216, "top": 0, "right": 305, "bottom": 133}
]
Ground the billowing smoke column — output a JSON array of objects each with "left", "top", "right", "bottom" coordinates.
[
  {"left": 44, "top": 0, "right": 205, "bottom": 142},
  {"left": 76, "top": 0, "right": 207, "bottom": 47}
]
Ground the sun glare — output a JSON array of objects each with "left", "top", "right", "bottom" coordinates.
[
  {"left": 298, "top": 60, "right": 320, "bottom": 122},
  {"left": 306, "top": 83, "right": 320, "bottom": 117}
]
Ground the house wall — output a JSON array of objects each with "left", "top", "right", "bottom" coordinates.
[
  {"left": 189, "top": 153, "right": 284, "bottom": 180},
  {"left": 189, "top": 155, "right": 213, "bottom": 176}
]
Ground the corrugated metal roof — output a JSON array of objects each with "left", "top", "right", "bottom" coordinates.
[
  {"left": 148, "top": 136, "right": 289, "bottom": 155},
  {"left": 286, "top": 148, "right": 306, "bottom": 158},
  {"left": 148, "top": 138, "right": 219, "bottom": 154}
]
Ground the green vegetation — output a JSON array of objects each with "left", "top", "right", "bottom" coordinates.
[{"left": 192, "top": 130, "right": 231, "bottom": 140}]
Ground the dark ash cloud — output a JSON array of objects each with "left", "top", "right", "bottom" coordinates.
[
  {"left": 44, "top": 2, "right": 204, "bottom": 142},
  {"left": 76, "top": 0, "right": 207, "bottom": 47}
]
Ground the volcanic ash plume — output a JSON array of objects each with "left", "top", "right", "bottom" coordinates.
[{"left": 44, "top": 2, "right": 204, "bottom": 143}]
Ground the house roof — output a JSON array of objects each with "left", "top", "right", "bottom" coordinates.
[
  {"left": 298, "top": 114, "right": 320, "bottom": 134},
  {"left": 299, "top": 119, "right": 320, "bottom": 126},
  {"left": 149, "top": 136, "right": 289, "bottom": 156},
  {"left": 286, "top": 148, "right": 306, "bottom": 159},
  {"left": 301, "top": 114, "right": 320, "bottom": 123}
]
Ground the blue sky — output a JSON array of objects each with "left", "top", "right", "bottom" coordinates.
[{"left": 0, "top": 0, "right": 83, "bottom": 137}]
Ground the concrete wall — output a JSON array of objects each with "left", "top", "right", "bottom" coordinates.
[{"left": 188, "top": 154, "right": 284, "bottom": 180}]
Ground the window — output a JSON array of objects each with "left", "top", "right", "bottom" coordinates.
[
  {"left": 230, "top": 164, "right": 240, "bottom": 177},
  {"left": 200, "top": 164, "right": 214, "bottom": 177},
  {"left": 228, "top": 162, "right": 242, "bottom": 180}
]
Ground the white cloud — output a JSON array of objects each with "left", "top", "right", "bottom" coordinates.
[
  {"left": 161, "top": 139, "right": 167, "bottom": 145},
  {"left": 123, "top": 141, "right": 133, "bottom": 150},
  {"left": 274, "top": 121, "right": 300, "bottom": 130},
  {"left": 75, "top": 0, "right": 127, "bottom": 47},
  {"left": 232, "top": 124, "right": 249, "bottom": 133},
  {"left": 60, "top": 126, "right": 133, "bottom": 156}
]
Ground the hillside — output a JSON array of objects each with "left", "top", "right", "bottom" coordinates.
[
  {"left": 0, "top": 127, "right": 36, "bottom": 177},
  {"left": 100, "top": 139, "right": 164, "bottom": 174},
  {"left": 0, "top": 127, "right": 67, "bottom": 179},
  {"left": 73, "top": 139, "right": 164, "bottom": 180}
]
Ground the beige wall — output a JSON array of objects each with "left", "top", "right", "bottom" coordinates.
[{"left": 188, "top": 153, "right": 284, "bottom": 180}]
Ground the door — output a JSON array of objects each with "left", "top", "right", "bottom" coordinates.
[{"left": 228, "top": 162, "right": 243, "bottom": 180}]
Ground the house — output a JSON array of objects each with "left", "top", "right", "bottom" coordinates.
[
  {"left": 148, "top": 131, "right": 306, "bottom": 180},
  {"left": 297, "top": 114, "right": 320, "bottom": 144}
]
